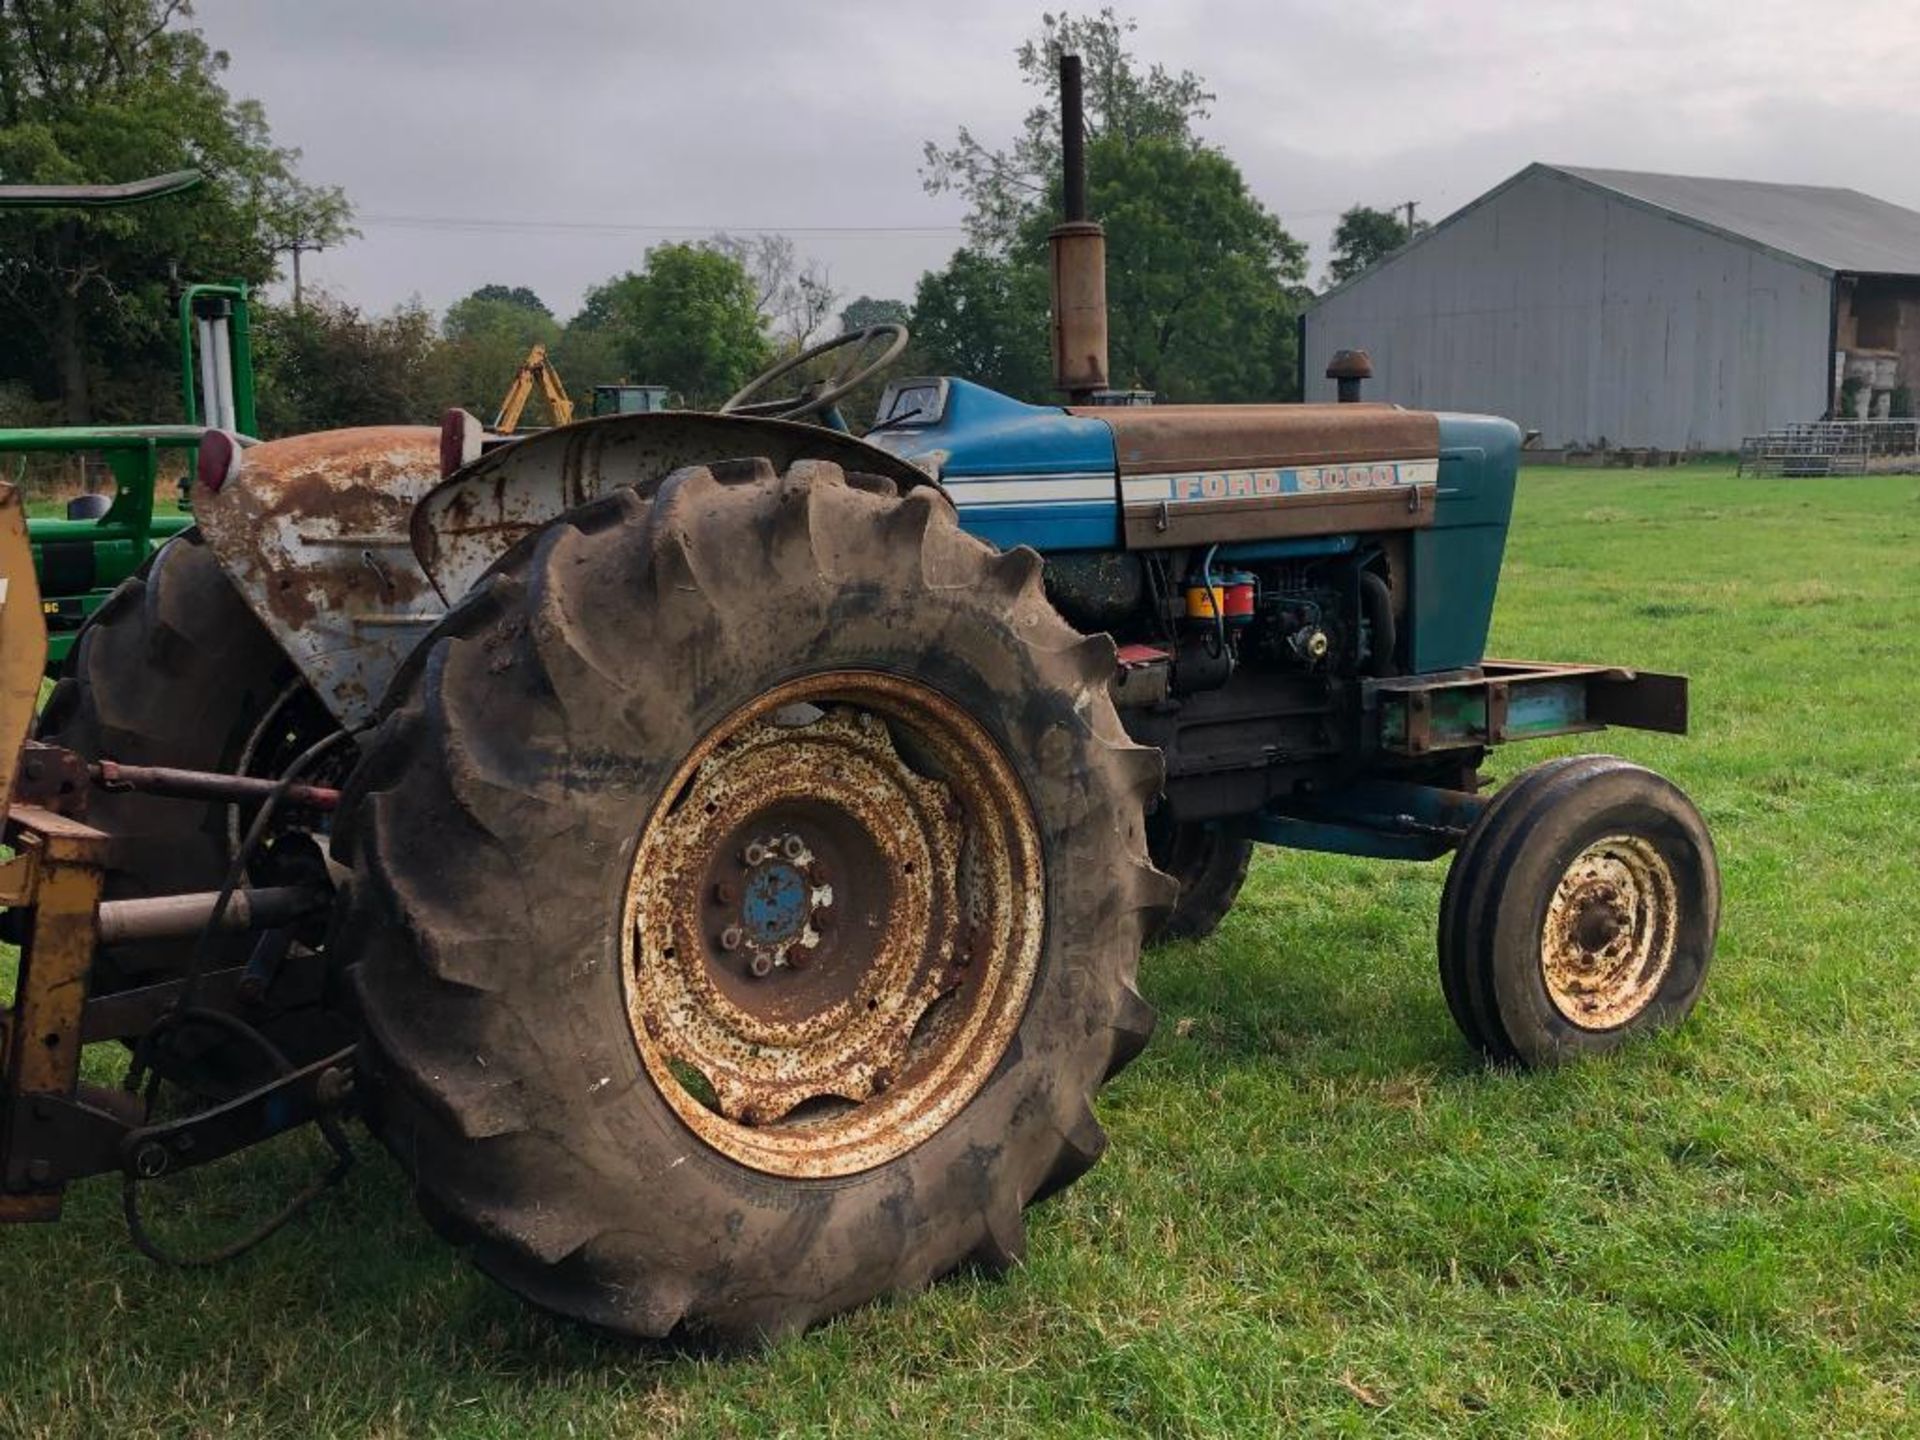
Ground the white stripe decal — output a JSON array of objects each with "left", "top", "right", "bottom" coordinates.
[
  {"left": 947, "top": 483, "right": 1112, "bottom": 505},
  {"left": 942, "top": 471, "right": 1114, "bottom": 506},
  {"left": 1120, "top": 458, "right": 1438, "bottom": 507}
]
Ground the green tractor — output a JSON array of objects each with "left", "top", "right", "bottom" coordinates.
[
  {"left": 0, "top": 62, "right": 1719, "bottom": 1342},
  {"left": 0, "top": 171, "right": 254, "bottom": 668}
]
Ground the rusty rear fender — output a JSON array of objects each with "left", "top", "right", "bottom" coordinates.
[
  {"left": 409, "top": 412, "right": 942, "bottom": 604},
  {"left": 195, "top": 426, "right": 448, "bottom": 731}
]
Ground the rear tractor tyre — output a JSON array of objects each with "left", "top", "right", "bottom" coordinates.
[
  {"left": 336, "top": 458, "right": 1172, "bottom": 1341},
  {"left": 1438, "top": 756, "right": 1719, "bottom": 1067},
  {"left": 1145, "top": 815, "right": 1253, "bottom": 943}
]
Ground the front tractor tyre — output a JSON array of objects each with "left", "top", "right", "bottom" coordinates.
[
  {"left": 1438, "top": 756, "right": 1720, "bottom": 1067},
  {"left": 1145, "top": 815, "right": 1254, "bottom": 943},
  {"left": 336, "top": 458, "right": 1170, "bottom": 1341}
]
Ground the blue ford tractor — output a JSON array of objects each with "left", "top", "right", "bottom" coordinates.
[{"left": 1, "top": 58, "right": 1716, "bottom": 1341}]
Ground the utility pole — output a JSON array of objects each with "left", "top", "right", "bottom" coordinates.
[
  {"left": 275, "top": 217, "right": 323, "bottom": 313},
  {"left": 1402, "top": 200, "right": 1419, "bottom": 236},
  {"left": 282, "top": 226, "right": 313, "bottom": 312}
]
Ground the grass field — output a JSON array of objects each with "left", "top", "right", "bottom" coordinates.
[{"left": 3, "top": 464, "right": 1918, "bottom": 1437}]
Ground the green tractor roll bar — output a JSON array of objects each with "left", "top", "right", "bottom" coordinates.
[
  {"left": 178, "top": 283, "right": 257, "bottom": 437},
  {"left": 0, "top": 169, "right": 258, "bottom": 668}
]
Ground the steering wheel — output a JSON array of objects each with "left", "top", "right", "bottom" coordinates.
[{"left": 720, "top": 324, "right": 910, "bottom": 421}]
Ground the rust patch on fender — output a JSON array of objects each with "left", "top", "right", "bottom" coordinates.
[
  {"left": 411, "top": 413, "right": 940, "bottom": 604},
  {"left": 198, "top": 427, "right": 449, "bottom": 728}
]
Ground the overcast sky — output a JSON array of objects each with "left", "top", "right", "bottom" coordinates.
[{"left": 195, "top": 0, "right": 1920, "bottom": 323}]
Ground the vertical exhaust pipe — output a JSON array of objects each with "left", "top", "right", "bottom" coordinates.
[
  {"left": 1050, "top": 53, "right": 1109, "bottom": 401},
  {"left": 1061, "top": 53, "right": 1088, "bottom": 224}
]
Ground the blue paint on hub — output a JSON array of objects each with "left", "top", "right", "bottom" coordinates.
[{"left": 743, "top": 862, "right": 810, "bottom": 946}]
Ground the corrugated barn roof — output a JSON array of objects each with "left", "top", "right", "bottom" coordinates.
[{"left": 1549, "top": 165, "right": 1920, "bottom": 277}]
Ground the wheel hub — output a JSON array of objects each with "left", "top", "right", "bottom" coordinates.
[
  {"left": 623, "top": 672, "right": 1043, "bottom": 1178},
  {"left": 724, "top": 835, "right": 831, "bottom": 971},
  {"left": 1540, "top": 834, "right": 1679, "bottom": 1030}
]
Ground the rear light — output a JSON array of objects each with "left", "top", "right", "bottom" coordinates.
[
  {"left": 440, "top": 408, "right": 482, "bottom": 478},
  {"left": 196, "top": 429, "right": 242, "bottom": 495}
]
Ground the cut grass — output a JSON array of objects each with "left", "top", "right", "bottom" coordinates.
[{"left": 3, "top": 464, "right": 1918, "bottom": 1437}]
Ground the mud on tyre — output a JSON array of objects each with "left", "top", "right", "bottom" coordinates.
[{"left": 334, "top": 458, "right": 1171, "bottom": 1341}]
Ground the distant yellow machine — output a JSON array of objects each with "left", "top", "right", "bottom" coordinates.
[{"left": 491, "top": 343, "right": 574, "bottom": 433}]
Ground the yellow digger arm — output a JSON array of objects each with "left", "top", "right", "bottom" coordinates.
[
  {"left": 539, "top": 355, "right": 575, "bottom": 428},
  {"left": 492, "top": 344, "right": 574, "bottom": 434}
]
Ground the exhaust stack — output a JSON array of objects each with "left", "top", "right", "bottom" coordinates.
[{"left": 1049, "top": 53, "right": 1109, "bottom": 401}]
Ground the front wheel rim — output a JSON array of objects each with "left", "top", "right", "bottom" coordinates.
[
  {"left": 1538, "top": 833, "right": 1680, "bottom": 1030},
  {"left": 622, "top": 671, "right": 1044, "bottom": 1179}
]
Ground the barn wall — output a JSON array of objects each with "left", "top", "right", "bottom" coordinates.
[{"left": 1302, "top": 169, "right": 1834, "bottom": 450}]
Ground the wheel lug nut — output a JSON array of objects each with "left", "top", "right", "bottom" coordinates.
[
  {"left": 712, "top": 881, "right": 736, "bottom": 905},
  {"left": 782, "top": 835, "right": 806, "bottom": 861},
  {"left": 719, "top": 926, "right": 743, "bottom": 951},
  {"left": 748, "top": 953, "right": 773, "bottom": 978}
]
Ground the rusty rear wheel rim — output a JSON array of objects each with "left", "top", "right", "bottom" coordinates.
[
  {"left": 1539, "top": 834, "right": 1679, "bottom": 1031},
  {"left": 622, "top": 670, "right": 1044, "bottom": 1178}
]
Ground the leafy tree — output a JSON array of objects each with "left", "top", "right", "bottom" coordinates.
[
  {"left": 252, "top": 291, "right": 438, "bottom": 435},
  {"left": 443, "top": 291, "right": 557, "bottom": 346},
  {"left": 547, "top": 321, "right": 626, "bottom": 400},
  {"left": 578, "top": 244, "right": 772, "bottom": 408},
  {"left": 838, "top": 296, "right": 911, "bottom": 334},
  {"left": 910, "top": 251, "right": 1051, "bottom": 401},
  {"left": 1088, "top": 138, "right": 1302, "bottom": 400},
  {"left": 0, "top": 0, "right": 353, "bottom": 422},
  {"left": 922, "top": 6, "right": 1212, "bottom": 251},
  {"left": 434, "top": 288, "right": 562, "bottom": 420},
  {"left": 1326, "top": 205, "right": 1429, "bottom": 285},
  {"left": 706, "top": 232, "right": 837, "bottom": 351},
  {"left": 914, "top": 9, "right": 1304, "bottom": 402},
  {"left": 465, "top": 284, "right": 550, "bottom": 317}
]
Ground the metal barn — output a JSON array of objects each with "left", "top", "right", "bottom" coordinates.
[{"left": 1301, "top": 164, "right": 1920, "bottom": 451}]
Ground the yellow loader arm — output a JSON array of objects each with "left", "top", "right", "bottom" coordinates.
[{"left": 491, "top": 343, "right": 575, "bottom": 434}]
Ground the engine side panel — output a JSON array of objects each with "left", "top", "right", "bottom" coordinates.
[
  {"left": 878, "top": 382, "right": 1518, "bottom": 676},
  {"left": 1408, "top": 414, "right": 1521, "bottom": 672},
  {"left": 1082, "top": 402, "right": 1441, "bottom": 549}
]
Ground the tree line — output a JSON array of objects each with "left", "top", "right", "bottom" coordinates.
[
  {"left": 1, "top": 2, "right": 1431, "bottom": 437},
  {"left": 250, "top": 238, "right": 850, "bottom": 436}
]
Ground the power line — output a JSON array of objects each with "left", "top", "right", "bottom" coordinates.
[
  {"left": 357, "top": 213, "right": 971, "bottom": 237},
  {"left": 353, "top": 207, "right": 1354, "bottom": 238}
]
